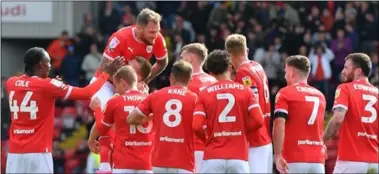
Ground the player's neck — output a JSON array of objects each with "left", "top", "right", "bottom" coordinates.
[
  {"left": 231, "top": 56, "right": 249, "bottom": 70},
  {"left": 192, "top": 66, "right": 204, "bottom": 75},
  {"left": 171, "top": 82, "right": 187, "bottom": 88},
  {"left": 291, "top": 78, "right": 308, "bottom": 85},
  {"left": 354, "top": 76, "right": 369, "bottom": 82},
  {"left": 25, "top": 70, "right": 39, "bottom": 77},
  {"left": 214, "top": 73, "right": 231, "bottom": 81}
]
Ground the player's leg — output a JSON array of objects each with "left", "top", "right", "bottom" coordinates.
[
  {"left": 6, "top": 153, "right": 54, "bottom": 173},
  {"left": 200, "top": 159, "right": 226, "bottom": 173},
  {"left": 194, "top": 150, "right": 204, "bottom": 172},
  {"left": 226, "top": 159, "right": 249, "bottom": 173},
  {"left": 173, "top": 168, "right": 192, "bottom": 173},
  {"left": 333, "top": 160, "right": 368, "bottom": 173},
  {"left": 152, "top": 167, "right": 169, "bottom": 173},
  {"left": 310, "top": 163, "right": 325, "bottom": 173},
  {"left": 248, "top": 143, "right": 272, "bottom": 173}
]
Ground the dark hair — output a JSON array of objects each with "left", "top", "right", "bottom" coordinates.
[
  {"left": 61, "top": 30, "right": 68, "bottom": 36},
  {"left": 135, "top": 56, "right": 152, "bottom": 81},
  {"left": 205, "top": 50, "right": 231, "bottom": 75},
  {"left": 171, "top": 60, "right": 193, "bottom": 84},
  {"left": 24, "top": 47, "right": 46, "bottom": 75},
  {"left": 286, "top": 55, "right": 311, "bottom": 76},
  {"left": 345, "top": 53, "right": 372, "bottom": 77}
]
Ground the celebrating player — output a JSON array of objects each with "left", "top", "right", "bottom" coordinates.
[
  {"left": 128, "top": 60, "right": 197, "bottom": 173},
  {"left": 88, "top": 56, "right": 152, "bottom": 172},
  {"left": 324, "top": 53, "right": 378, "bottom": 173},
  {"left": 180, "top": 43, "right": 216, "bottom": 172},
  {"left": 225, "top": 34, "right": 273, "bottom": 173},
  {"left": 273, "top": 55, "right": 326, "bottom": 173},
  {"left": 5, "top": 47, "right": 123, "bottom": 173},
  {"left": 193, "top": 50, "right": 264, "bottom": 173},
  {"left": 89, "top": 66, "right": 154, "bottom": 173}
]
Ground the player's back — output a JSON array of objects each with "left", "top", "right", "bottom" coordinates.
[
  {"left": 148, "top": 85, "right": 197, "bottom": 171},
  {"left": 188, "top": 72, "right": 217, "bottom": 95},
  {"left": 108, "top": 90, "right": 153, "bottom": 169},
  {"left": 275, "top": 83, "right": 326, "bottom": 163},
  {"left": 235, "top": 61, "right": 271, "bottom": 146},
  {"left": 199, "top": 80, "right": 252, "bottom": 160},
  {"left": 6, "top": 75, "right": 68, "bottom": 153},
  {"left": 334, "top": 80, "right": 379, "bottom": 162}
]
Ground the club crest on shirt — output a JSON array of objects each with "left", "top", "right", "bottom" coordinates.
[
  {"left": 242, "top": 76, "right": 252, "bottom": 87},
  {"left": 146, "top": 45, "right": 153, "bottom": 53},
  {"left": 109, "top": 37, "right": 120, "bottom": 50},
  {"left": 335, "top": 88, "right": 341, "bottom": 99}
]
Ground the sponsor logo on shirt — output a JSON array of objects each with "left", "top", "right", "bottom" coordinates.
[
  {"left": 159, "top": 136, "right": 184, "bottom": 143},
  {"left": 214, "top": 131, "right": 242, "bottom": 137},
  {"left": 13, "top": 128, "right": 35, "bottom": 135},
  {"left": 297, "top": 139, "right": 322, "bottom": 146},
  {"left": 125, "top": 141, "right": 152, "bottom": 146}
]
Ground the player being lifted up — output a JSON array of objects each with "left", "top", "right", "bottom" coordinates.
[
  {"left": 324, "top": 53, "right": 378, "bottom": 173},
  {"left": 5, "top": 47, "right": 123, "bottom": 173},
  {"left": 128, "top": 60, "right": 197, "bottom": 173},
  {"left": 89, "top": 66, "right": 154, "bottom": 173},
  {"left": 224, "top": 34, "right": 272, "bottom": 173},
  {"left": 180, "top": 43, "right": 216, "bottom": 172},
  {"left": 273, "top": 55, "right": 326, "bottom": 173},
  {"left": 193, "top": 50, "right": 264, "bottom": 173}
]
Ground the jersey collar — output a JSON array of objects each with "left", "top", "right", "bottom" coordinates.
[
  {"left": 132, "top": 27, "right": 143, "bottom": 44},
  {"left": 236, "top": 60, "right": 250, "bottom": 70}
]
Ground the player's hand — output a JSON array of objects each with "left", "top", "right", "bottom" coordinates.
[
  {"left": 274, "top": 154, "right": 288, "bottom": 174},
  {"left": 54, "top": 75, "right": 63, "bottom": 81},
  {"left": 103, "top": 56, "right": 125, "bottom": 76},
  {"left": 88, "top": 139, "right": 99, "bottom": 154},
  {"left": 89, "top": 98, "right": 101, "bottom": 111},
  {"left": 138, "top": 81, "right": 149, "bottom": 94}
]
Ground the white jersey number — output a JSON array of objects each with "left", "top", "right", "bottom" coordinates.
[
  {"left": 9, "top": 91, "right": 39, "bottom": 120},
  {"left": 217, "top": 93, "right": 236, "bottom": 123},
  {"left": 361, "top": 94, "right": 378, "bottom": 123},
  {"left": 305, "top": 96, "right": 320, "bottom": 125},
  {"left": 124, "top": 106, "right": 152, "bottom": 134},
  {"left": 163, "top": 99, "right": 182, "bottom": 127}
]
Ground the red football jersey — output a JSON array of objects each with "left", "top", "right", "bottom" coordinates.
[
  {"left": 193, "top": 80, "right": 260, "bottom": 161},
  {"left": 95, "top": 25, "right": 168, "bottom": 77},
  {"left": 102, "top": 90, "right": 154, "bottom": 170},
  {"left": 188, "top": 72, "right": 216, "bottom": 151},
  {"left": 136, "top": 85, "right": 197, "bottom": 172},
  {"left": 333, "top": 79, "right": 379, "bottom": 163},
  {"left": 6, "top": 75, "right": 73, "bottom": 153},
  {"left": 234, "top": 61, "right": 271, "bottom": 147},
  {"left": 275, "top": 83, "right": 326, "bottom": 163}
]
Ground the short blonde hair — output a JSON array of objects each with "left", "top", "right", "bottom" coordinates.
[
  {"left": 225, "top": 34, "right": 247, "bottom": 56},
  {"left": 181, "top": 43, "right": 208, "bottom": 63},
  {"left": 171, "top": 60, "right": 193, "bottom": 84},
  {"left": 114, "top": 66, "right": 138, "bottom": 86},
  {"left": 137, "top": 8, "right": 162, "bottom": 26}
]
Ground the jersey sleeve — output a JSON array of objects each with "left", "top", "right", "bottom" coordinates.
[
  {"left": 333, "top": 84, "right": 349, "bottom": 111},
  {"left": 153, "top": 33, "right": 168, "bottom": 60},
  {"left": 274, "top": 89, "right": 289, "bottom": 115},
  {"left": 136, "top": 93, "right": 153, "bottom": 117},
  {"left": 193, "top": 93, "right": 206, "bottom": 117},
  {"left": 42, "top": 78, "right": 73, "bottom": 100},
  {"left": 103, "top": 33, "right": 125, "bottom": 60},
  {"left": 102, "top": 98, "right": 118, "bottom": 127},
  {"left": 247, "top": 88, "right": 260, "bottom": 111}
]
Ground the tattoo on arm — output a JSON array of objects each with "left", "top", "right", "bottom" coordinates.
[
  {"left": 323, "top": 107, "right": 347, "bottom": 141},
  {"left": 145, "top": 57, "right": 168, "bottom": 83}
]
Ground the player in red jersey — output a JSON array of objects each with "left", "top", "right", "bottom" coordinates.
[
  {"left": 273, "top": 55, "right": 326, "bottom": 173},
  {"left": 193, "top": 50, "right": 264, "bottom": 173},
  {"left": 89, "top": 66, "right": 154, "bottom": 173},
  {"left": 128, "top": 60, "right": 197, "bottom": 173},
  {"left": 180, "top": 43, "right": 216, "bottom": 172},
  {"left": 87, "top": 56, "right": 152, "bottom": 172},
  {"left": 324, "top": 53, "right": 379, "bottom": 173},
  {"left": 225, "top": 34, "right": 273, "bottom": 173},
  {"left": 5, "top": 47, "right": 123, "bottom": 173}
]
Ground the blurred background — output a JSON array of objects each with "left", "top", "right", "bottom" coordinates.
[{"left": 1, "top": 1, "right": 378, "bottom": 173}]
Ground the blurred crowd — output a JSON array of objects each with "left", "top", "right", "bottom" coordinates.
[{"left": 1, "top": 1, "right": 378, "bottom": 173}]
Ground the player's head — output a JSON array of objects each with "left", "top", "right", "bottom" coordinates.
[
  {"left": 205, "top": 50, "right": 232, "bottom": 79},
  {"left": 113, "top": 66, "right": 138, "bottom": 94},
  {"left": 170, "top": 60, "right": 193, "bottom": 86},
  {"left": 180, "top": 43, "right": 208, "bottom": 68},
  {"left": 225, "top": 34, "right": 248, "bottom": 60},
  {"left": 342, "top": 53, "right": 372, "bottom": 82},
  {"left": 136, "top": 8, "right": 162, "bottom": 45},
  {"left": 284, "top": 55, "right": 311, "bottom": 85},
  {"left": 128, "top": 56, "right": 152, "bottom": 82},
  {"left": 23, "top": 47, "right": 51, "bottom": 78}
]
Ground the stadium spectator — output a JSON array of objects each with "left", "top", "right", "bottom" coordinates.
[
  {"left": 331, "top": 28, "right": 353, "bottom": 83},
  {"left": 46, "top": 30, "right": 71, "bottom": 74},
  {"left": 81, "top": 44, "right": 102, "bottom": 84}
]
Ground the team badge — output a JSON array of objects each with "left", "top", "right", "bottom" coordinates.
[
  {"left": 335, "top": 88, "right": 341, "bottom": 99},
  {"left": 109, "top": 37, "right": 120, "bottom": 49},
  {"left": 242, "top": 76, "right": 252, "bottom": 87},
  {"left": 146, "top": 45, "right": 153, "bottom": 53}
]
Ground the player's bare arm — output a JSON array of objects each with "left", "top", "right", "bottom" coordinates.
[
  {"left": 89, "top": 98, "right": 112, "bottom": 135},
  {"left": 127, "top": 109, "right": 147, "bottom": 125},
  {"left": 88, "top": 124, "right": 100, "bottom": 154},
  {"left": 273, "top": 112, "right": 289, "bottom": 173},
  {"left": 323, "top": 107, "right": 347, "bottom": 142},
  {"left": 144, "top": 56, "right": 168, "bottom": 83}
]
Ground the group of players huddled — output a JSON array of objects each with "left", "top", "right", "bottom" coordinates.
[{"left": 5, "top": 8, "right": 378, "bottom": 174}]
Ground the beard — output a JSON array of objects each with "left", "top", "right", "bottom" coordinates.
[
  {"left": 344, "top": 72, "right": 355, "bottom": 82},
  {"left": 141, "top": 36, "right": 154, "bottom": 45}
]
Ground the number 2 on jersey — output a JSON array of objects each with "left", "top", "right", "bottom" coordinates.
[
  {"left": 305, "top": 96, "right": 320, "bottom": 125},
  {"left": 217, "top": 93, "right": 236, "bottom": 123},
  {"left": 361, "top": 94, "right": 378, "bottom": 123},
  {"left": 8, "top": 91, "right": 39, "bottom": 120},
  {"left": 124, "top": 106, "right": 152, "bottom": 134}
]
